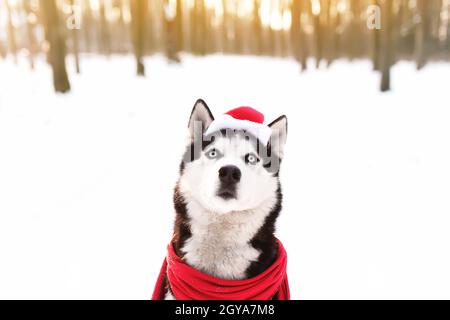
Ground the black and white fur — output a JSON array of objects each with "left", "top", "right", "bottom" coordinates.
[{"left": 165, "top": 99, "right": 287, "bottom": 300}]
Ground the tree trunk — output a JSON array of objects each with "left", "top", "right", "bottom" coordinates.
[
  {"left": 99, "top": 1, "right": 111, "bottom": 55},
  {"left": 253, "top": 0, "right": 263, "bottom": 55},
  {"left": 82, "top": 0, "right": 93, "bottom": 52},
  {"left": 371, "top": 0, "right": 381, "bottom": 71},
  {"left": 40, "top": 0, "right": 71, "bottom": 93},
  {"left": 192, "top": 0, "right": 206, "bottom": 55},
  {"left": 130, "top": 0, "right": 147, "bottom": 76},
  {"left": 313, "top": 1, "right": 322, "bottom": 68},
  {"left": 326, "top": 0, "right": 337, "bottom": 67},
  {"left": 70, "top": 0, "right": 80, "bottom": 73},
  {"left": 299, "top": 0, "right": 309, "bottom": 71},
  {"left": 164, "top": 0, "right": 182, "bottom": 62},
  {"left": 415, "top": 0, "right": 430, "bottom": 70},
  {"left": 291, "top": 0, "right": 301, "bottom": 61},
  {"left": 380, "top": 0, "right": 393, "bottom": 92},
  {"left": 23, "top": 0, "right": 37, "bottom": 69},
  {"left": 221, "top": 0, "right": 229, "bottom": 53}
]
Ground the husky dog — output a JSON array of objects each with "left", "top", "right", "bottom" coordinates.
[{"left": 165, "top": 99, "right": 287, "bottom": 299}]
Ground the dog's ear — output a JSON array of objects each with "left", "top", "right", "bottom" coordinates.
[
  {"left": 268, "top": 115, "right": 288, "bottom": 158},
  {"left": 188, "top": 99, "right": 214, "bottom": 140}
]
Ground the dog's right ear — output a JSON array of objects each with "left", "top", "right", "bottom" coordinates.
[
  {"left": 188, "top": 99, "right": 214, "bottom": 140},
  {"left": 268, "top": 115, "right": 288, "bottom": 159}
]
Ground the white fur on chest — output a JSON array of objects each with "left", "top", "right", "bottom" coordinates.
[{"left": 180, "top": 197, "right": 276, "bottom": 280}]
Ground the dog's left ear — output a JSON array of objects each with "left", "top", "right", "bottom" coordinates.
[
  {"left": 268, "top": 115, "right": 288, "bottom": 158},
  {"left": 188, "top": 99, "right": 214, "bottom": 140}
]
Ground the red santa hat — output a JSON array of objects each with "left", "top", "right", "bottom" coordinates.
[{"left": 205, "top": 107, "right": 272, "bottom": 145}]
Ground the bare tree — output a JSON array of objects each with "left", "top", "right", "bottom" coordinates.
[
  {"left": 371, "top": 0, "right": 381, "bottom": 71},
  {"left": 253, "top": 0, "right": 263, "bottom": 55},
  {"left": 99, "top": 0, "right": 111, "bottom": 55},
  {"left": 130, "top": 0, "right": 147, "bottom": 75},
  {"left": 415, "top": 0, "right": 430, "bottom": 70},
  {"left": 82, "top": 0, "right": 94, "bottom": 52},
  {"left": 69, "top": 0, "right": 81, "bottom": 73},
  {"left": 4, "top": 0, "right": 449, "bottom": 92},
  {"left": 40, "top": 0, "right": 71, "bottom": 93},
  {"left": 23, "top": 0, "right": 37, "bottom": 69},
  {"left": 298, "top": 0, "right": 309, "bottom": 71},
  {"left": 164, "top": 0, "right": 182, "bottom": 62},
  {"left": 380, "top": 0, "right": 393, "bottom": 92}
]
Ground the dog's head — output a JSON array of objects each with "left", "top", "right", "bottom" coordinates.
[{"left": 178, "top": 99, "right": 287, "bottom": 215}]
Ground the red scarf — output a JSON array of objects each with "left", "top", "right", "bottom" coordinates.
[{"left": 152, "top": 240, "right": 290, "bottom": 300}]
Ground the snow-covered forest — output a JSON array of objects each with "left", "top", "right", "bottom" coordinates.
[
  {"left": 1, "top": 0, "right": 449, "bottom": 91},
  {"left": 1, "top": 0, "right": 450, "bottom": 300}
]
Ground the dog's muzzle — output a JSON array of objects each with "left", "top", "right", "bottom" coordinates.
[{"left": 217, "top": 165, "right": 241, "bottom": 200}]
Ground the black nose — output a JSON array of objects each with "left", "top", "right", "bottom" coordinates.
[{"left": 218, "top": 165, "right": 241, "bottom": 184}]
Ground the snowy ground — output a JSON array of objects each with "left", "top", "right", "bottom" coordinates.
[{"left": 0, "top": 54, "right": 450, "bottom": 299}]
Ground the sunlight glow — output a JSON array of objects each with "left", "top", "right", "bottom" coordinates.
[
  {"left": 186, "top": 0, "right": 195, "bottom": 10},
  {"left": 439, "top": 0, "right": 450, "bottom": 41},
  {"left": 205, "top": 0, "right": 221, "bottom": 10},
  {"left": 164, "top": 0, "right": 178, "bottom": 20},
  {"left": 337, "top": 0, "right": 348, "bottom": 14},
  {"left": 409, "top": 0, "right": 417, "bottom": 10},
  {"left": 311, "top": 0, "right": 321, "bottom": 16},
  {"left": 109, "top": 6, "right": 121, "bottom": 22},
  {"left": 89, "top": 0, "right": 100, "bottom": 11},
  {"left": 27, "top": 12, "right": 38, "bottom": 25},
  {"left": 6, "top": 0, "right": 19, "bottom": 8},
  {"left": 0, "top": 0, "right": 447, "bottom": 50},
  {"left": 214, "top": 0, "right": 224, "bottom": 17},
  {"left": 122, "top": 3, "right": 131, "bottom": 24},
  {"left": 260, "top": 0, "right": 272, "bottom": 28},
  {"left": 282, "top": 10, "right": 292, "bottom": 31},
  {"left": 271, "top": 11, "right": 283, "bottom": 30},
  {"left": 237, "top": 0, "right": 254, "bottom": 19}
]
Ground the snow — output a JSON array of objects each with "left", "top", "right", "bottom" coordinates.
[{"left": 1, "top": 54, "right": 450, "bottom": 299}]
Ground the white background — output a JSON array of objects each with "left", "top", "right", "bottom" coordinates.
[{"left": 1, "top": 54, "right": 450, "bottom": 299}]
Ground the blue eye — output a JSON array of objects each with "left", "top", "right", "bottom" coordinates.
[
  {"left": 206, "top": 148, "right": 221, "bottom": 159},
  {"left": 245, "top": 153, "right": 260, "bottom": 165}
]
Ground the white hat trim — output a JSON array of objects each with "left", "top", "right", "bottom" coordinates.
[{"left": 204, "top": 114, "right": 272, "bottom": 145}]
